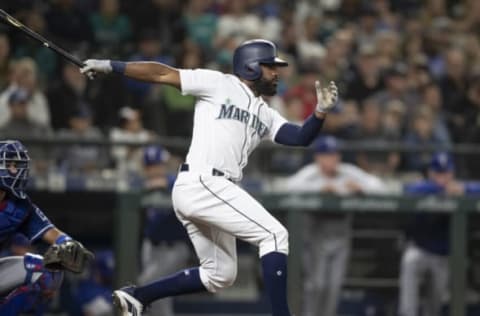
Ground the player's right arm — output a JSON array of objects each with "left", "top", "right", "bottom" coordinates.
[{"left": 80, "top": 60, "right": 181, "bottom": 89}]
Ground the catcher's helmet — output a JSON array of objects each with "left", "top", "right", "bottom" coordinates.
[
  {"left": 233, "top": 39, "right": 288, "bottom": 81},
  {"left": 0, "top": 140, "right": 30, "bottom": 199}
]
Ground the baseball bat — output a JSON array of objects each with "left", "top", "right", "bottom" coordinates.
[{"left": 0, "top": 9, "right": 84, "bottom": 68}]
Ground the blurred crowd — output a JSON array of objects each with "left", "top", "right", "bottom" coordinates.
[{"left": 1, "top": 0, "right": 480, "bottom": 182}]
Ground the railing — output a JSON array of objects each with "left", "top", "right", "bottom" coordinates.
[{"left": 114, "top": 192, "right": 476, "bottom": 316}]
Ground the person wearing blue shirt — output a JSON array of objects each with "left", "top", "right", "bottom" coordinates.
[
  {"left": 138, "top": 145, "right": 190, "bottom": 316},
  {"left": 71, "top": 250, "right": 114, "bottom": 316},
  {"left": 399, "top": 152, "right": 480, "bottom": 316},
  {"left": 0, "top": 140, "right": 92, "bottom": 314}
]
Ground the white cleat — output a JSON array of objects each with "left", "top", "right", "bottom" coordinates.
[{"left": 112, "top": 287, "right": 144, "bottom": 316}]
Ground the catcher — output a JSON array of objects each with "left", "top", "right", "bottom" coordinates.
[{"left": 0, "top": 140, "right": 94, "bottom": 314}]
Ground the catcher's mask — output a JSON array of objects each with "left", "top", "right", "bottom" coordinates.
[{"left": 0, "top": 140, "right": 30, "bottom": 199}]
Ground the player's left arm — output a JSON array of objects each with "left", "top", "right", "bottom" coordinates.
[
  {"left": 274, "top": 81, "right": 338, "bottom": 146},
  {"left": 41, "top": 227, "right": 66, "bottom": 245}
]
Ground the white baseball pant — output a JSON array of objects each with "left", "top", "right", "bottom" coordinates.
[{"left": 172, "top": 171, "right": 289, "bottom": 293}]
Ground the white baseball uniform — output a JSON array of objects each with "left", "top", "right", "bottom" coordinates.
[
  {"left": 286, "top": 162, "right": 386, "bottom": 316},
  {"left": 171, "top": 69, "right": 289, "bottom": 293}
]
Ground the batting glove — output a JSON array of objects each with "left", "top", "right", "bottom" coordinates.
[
  {"left": 80, "top": 59, "right": 112, "bottom": 78},
  {"left": 315, "top": 80, "right": 338, "bottom": 113}
]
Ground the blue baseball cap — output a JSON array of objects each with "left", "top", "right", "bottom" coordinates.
[
  {"left": 8, "top": 89, "right": 30, "bottom": 104},
  {"left": 429, "top": 152, "right": 454, "bottom": 173},
  {"left": 313, "top": 136, "right": 339, "bottom": 154},
  {"left": 143, "top": 145, "right": 169, "bottom": 166}
]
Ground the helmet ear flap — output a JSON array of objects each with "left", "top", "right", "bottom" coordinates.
[{"left": 245, "top": 61, "right": 261, "bottom": 81}]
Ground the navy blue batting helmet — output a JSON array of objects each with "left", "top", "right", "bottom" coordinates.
[
  {"left": 233, "top": 39, "right": 288, "bottom": 81},
  {"left": 0, "top": 140, "right": 30, "bottom": 199}
]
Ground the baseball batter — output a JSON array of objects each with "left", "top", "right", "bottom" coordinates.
[{"left": 81, "top": 39, "right": 338, "bottom": 316}]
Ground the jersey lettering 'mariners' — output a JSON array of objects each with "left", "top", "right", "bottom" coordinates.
[{"left": 217, "top": 103, "right": 269, "bottom": 138}]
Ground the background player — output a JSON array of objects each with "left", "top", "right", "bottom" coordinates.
[
  {"left": 285, "top": 136, "right": 387, "bottom": 316},
  {"left": 81, "top": 38, "right": 338, "bottom": 316},
  {"left": 0, "top": 140, "right": 93, "bottom": 314},
  {"left": 138, "top": 145, "right": 190, "bottom": 316},
  {"left": 400, "top": 152, "right": 480, "bottom": 316}
]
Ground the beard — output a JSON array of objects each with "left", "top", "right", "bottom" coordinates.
[{"left": 253, "top": 77, "right": 277, "bottom": 96}]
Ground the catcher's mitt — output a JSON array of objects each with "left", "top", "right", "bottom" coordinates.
[{"left": 43, "top": 240, "right": 94, "bottom": 273}]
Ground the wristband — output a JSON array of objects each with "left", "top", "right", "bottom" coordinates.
[
  {"left": 55, "top": 234, "right": 72, "bottom": 245},
  {"left": 111, "top": 60, "right": 126, "bottom": 74}
]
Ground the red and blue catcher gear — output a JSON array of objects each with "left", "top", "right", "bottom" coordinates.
[
  {"left": 0, "top": 254, "right": 63, "bottom": 315},
  {"left": 0, "top": 140, "right": 30, "bottom": 199}
]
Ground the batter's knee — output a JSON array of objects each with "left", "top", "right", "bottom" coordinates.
[
  {"left": 259, "top": 224, "right": 289, "bottom": 257},
  {"left": 199, "top": 260, "right": 237, "bottom": 292}
]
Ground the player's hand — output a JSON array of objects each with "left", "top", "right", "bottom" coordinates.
[
  {"left": 315, "top": 80, "right": 338, "bottom": 113},
  {"left": 80, "top": 59, "right": 112, "bottom": 79}
]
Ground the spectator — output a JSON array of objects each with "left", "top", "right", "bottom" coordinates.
[
  {"left": 56, "top": 106, "right": 107, "bottom": 175},
  {"left": 47, "top": 62, "right": 94, "bottom": 131},
  {"left": 89, "top": 0, "right": 132, "bottom": 55},
  {"left": 285, "top": 136, "right": 386, "bottom": 316},
  {"left": 462, "top": 76, "right": 480, "bottom": 178},
  {"left": 14, "top": 10, "right": 58, "bottom": 80},
  {"left": 124, "top": 29, "right": 173, "bottom": 107},
  {"left": 0, "top": 88, "right": 51, "bottom": 138},
  {"left": 46, "top": 0, "right": 93, "bottom": 47},
  {"left": 373, "top": 62, "right": 418, "bottom": 111},
  {"left": 216, "top": 0, "right": 262, "bottom": 45},
  {"left": 0, "top": 57, "right": 51, "bottom": 128},
  {"left": 355, "top": 4, "right": 380, "bottom": 48},
  {"left": 374, "top": 29, "right": 401, "bottom": 69},
  {"left": 296, "top": 14, "right": 326, "bottom": 65},
  {"left": 344, "top": 44, "right": 383, "bottom": 104},
  {"left": 183, "top": 0, "right": 218, "bottom": 55},
  {"left": 0, "top": 89, "right": 52, "bottom": 172},
  {"left": 399, "top": 152, "right": 480, "bottom": 316},
  {"left": 124, "top": 0, "right": 185, "bottom": 52},
  {"left": 138, "top": 145, "right": 190, "bottom": 316},
  {"left": 354, "top": 98, "right": 401, "bottom": 175},
  {"left": 0, "top": 33, "right": 11, "bottom": 91},
  {"left": 404, "top": 106, "right": 450, "bottom": 172},
  {"left": 419, "top": 82, "right": 451, "bottom": 144},
  {"left": 438, "top": 48, "right": 468, "bottom": 142},
  {"left": 160, "top": 48, "right": 200, "bottom": 137},
  {"left": 110, "top": 107, "right": 156, "bottom": 176}
]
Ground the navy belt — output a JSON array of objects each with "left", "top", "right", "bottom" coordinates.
[{"left": 180, "top": 163, "right": 232, "bottom": 181}]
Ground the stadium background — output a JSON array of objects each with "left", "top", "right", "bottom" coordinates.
[{"left": 1, "top": 0, "right": 480, "bottom": 315}]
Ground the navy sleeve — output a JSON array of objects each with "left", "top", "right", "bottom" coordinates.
[
  {"left": 404, "top": 181, "right": 443, "bottom": 195},
  {"left": 465, "top": 182, "right": 480, "bottom": 195},
  {"left": 274, "top": 114, "right": 324, "bottom": 146},
  {"left": 19, "top": 200, "right": 54, "bottom": 242}
]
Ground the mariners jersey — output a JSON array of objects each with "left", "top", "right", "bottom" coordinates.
[
  {"left": 0, "top": 196, "right": 53, "bottom": 248},
  {"left": 179, "top": 69, "right": 288, "bottom": 181}
]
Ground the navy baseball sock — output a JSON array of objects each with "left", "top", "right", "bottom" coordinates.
[
  {"left": 134, "top": 267, "right": 207, "bottom": 305},
  {"left": 261, "top": 252, "right": 291, "bottom": 316}
]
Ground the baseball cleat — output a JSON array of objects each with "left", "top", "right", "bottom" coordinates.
[{"left": 112, "top": 286, "right": 143, "bottom": 316}]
